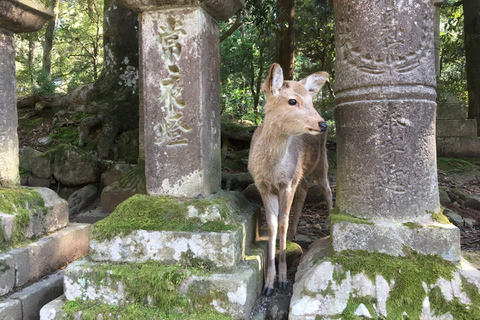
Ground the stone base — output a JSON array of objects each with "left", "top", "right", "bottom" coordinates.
[
  {"left": 331, "top": 219, "right": 461, "bottom": 262},
  {"left": 437, "top": 137, "right": 480, "bottom": 158},
  {"left": 42, "top": 254, "right": 264, "bottom": 320},
  {"left": 436, "top": 119, "right": 478, "bottom": 137},
  {"left": 290, "top": 237, "right": 480, "bottom": 320}
]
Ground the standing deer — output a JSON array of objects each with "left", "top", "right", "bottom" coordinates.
[{"left": 248, "top": 63, "right": 333, "bottom": 296}]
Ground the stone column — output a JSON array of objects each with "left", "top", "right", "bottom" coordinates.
[
  {"left": 119, "top": 0, "right": 244, "bottom": 198},
  {"left": 332, "top": 0, "right": 460, "bottom": 260},
  {"left": 434, "top": 0, "right": 443, "bottom": 79},
  {"left": 0, "top": 0, "right": 53, "bottom": 187}
]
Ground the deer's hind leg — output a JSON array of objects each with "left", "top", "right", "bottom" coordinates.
[{"left": 287, "top": 178, "right": 308, "bottom": 241}]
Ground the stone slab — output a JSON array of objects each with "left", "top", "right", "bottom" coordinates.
[
  {"left": 0, "top": 254, "right": 15, "bottom": 297},
  {"left": 89, "top": 227, "right": 244, "bottom": 268},
  {"left": 436, "top": 119, "right": 478, "bottom": 137},
  {"left": 1, "top": 223, "right": 90, "bottom": 295},
  {"left": 0, "top": 0, "right": 53, "bottom": 33},
  {"left": 289, "top": 239, "right": 480, "bottom": 320},
  {"left": 437, "top": 137, "right": 480, "bottom": 158},
  {"left": 39, "top": 294, "right": 67, "bottom": 320},
  {"left": 331, "top": 220, "right": 461, "bottom": 262},
  {"left": 10, "top": 270, "right": 64, "bottom": 320},
  {"left": 63, "top": 257, "right": 263, "bottom": 320},
  {"left": 0, "top": 298, "right": 22, "bottom": 320}
]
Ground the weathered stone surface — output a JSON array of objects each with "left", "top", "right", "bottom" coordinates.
[
  {"left": 242, "top": 183, "right": 262, "bottom": 205},
  {"left": 39, "top": 294, "right": 67, "bottom": 320},
  {"left": 89, "top": 228, "right": 244, "bottom": 268},
  {"left": 10, "top": 246, "right": 30, "bottom": 287},
  {"left": 19, "top": 146, "right": 42, "bottom": 171},
  {"left": 68, "top": 184, "right": 98, "bottom": 215},
  {"left": 437, "top": 119, "right": 477, "bottom": 137},
  {"left": 334, "top": 0, "right": 439, "bottom": 224},
  {"left": 0, "top": 0, "right": 53, "bottom": 33},
  {"left": 331, "top": 220, "right": 461, "bottom": 262},
  {"left": 11, "top": 270, "right": 64, "bottom": 320},
  {"left": 267, "top": 294, "right": 290, "bottom": 320},
  {"left": 290, "top": 239, "right": 480, "bottom": 319},
  {"left": 27, "top": 176, "right": 51, "bottom": 187},
  {"left": 0, "top": 31, "right": 19, "bottom": 188},
  {"left": 73, "top": 207, "right": 110, "bottom": 224},
  {"left": 464, "top": 193, "right": 480, "bottom": 211},
  {"left": 0, "top": 254, "right": 15, "bottom": 297},
  {"left": 0, "top": 299, "right": 22, "bottom": 320},
  {"left": 0, "top": 213, "right": 14, "bottom": 241},
  {"left": 100, "top": 163, "right": 135, "bottom": 187},
  {"left": 437, "top": 137, "right": 480, "bottom": 158},
  {"left": 51, "top": 145, "right": 102, "bottom": 186},
  {"left": 118, "top": 0, "right": 244, "bottom": 21},
  {"left": 64, "top": 257, "right": 262, "bottom": 320},
  {"left": 444, "top": 208, "right": 476, "bottom": 228},
  {"left": 100, "top": 166, "right": 146, "bottom": 213},
  {"left": 31, "top": 152, "right": 53, "bottom": 179},
  {"left": 222, "top": 171, "right": 253, "bottom": 191},
  {"left": 28, "top": 187, "right": 69, "bottom": 237},
  {"left": 141, "top": 7, "right": 221, "bottom": 197}
]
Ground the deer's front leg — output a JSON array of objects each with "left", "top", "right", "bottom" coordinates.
[
  {"left": 278, "top": 185, "right": 296, "bottom": 290},
  {"left": 262, "top": 192, "right": 279, "bottom": 296}
]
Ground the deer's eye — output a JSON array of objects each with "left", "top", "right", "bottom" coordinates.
[{"left": 288, "top": 99, "right": 297, "bottom": 106}]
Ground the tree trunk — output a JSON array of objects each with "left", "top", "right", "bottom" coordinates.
[
  {"left": 28, "top": 38, "right": 35, "bottom": 84},
  {"left": 42, "top": 0, "right": 60, "bottom": 79},
  {"left": 464, "top": 0, "right": 480, "bottom": 135},
  {"left": 275, "top": 0, "right": 295, "bottom": 80},
  {"left": 84, "top": 0, "right": 139, "bottom": 160}
]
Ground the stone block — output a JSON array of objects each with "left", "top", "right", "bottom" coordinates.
[
  {"left": 436, "top": 119, "right": 477, "bottom": 137},
  {"left": 100, "top": 164, "right": 135, "bottom": 187},
  {"left": 0, "top": 254, "right": 15, "bottom": 297},
  {"left": 11, "top": 270, "right": 64, "bottom": 320},
  {"left": 27, "top": 223, "right": 90, "bottom": 282},
  {"left": 64, "top": 257, "right": 262, "bottom": 320},
  {"left": 39, "top": 294, "right": 67, "bottom": 320},
  {"left": 0, "top": 213, "right": 14, "bottom": 241},
  {"left": 436, "top": 91, "right": 468, "bottom": 120},
  {"left": 0, "top": 299, "right": 22, "bottom": 320},
  {"left": 89, "top": 227, "right": 244, "bottom": 268},
  {"left": 10, "top": 247, "right": 30, "bottom": 287},
  {"left": 437, "top": 137, "right": 480, "bottom": 158},
  {"left": 28, "top": 187, "right": 69, "bottom": 237},
  {"left": 331, "top": 220, "right": 461, "bottom": 262},
  {"left": 27, "top": 176, "right": 51, "bottom": 187},
  {"left": 68, "top": 184, "right": 98, "bottom": 215},
  {"left": 0, "top": 0, "right": 54, "bottom": 33},
  {"left": 73, "top": 207, "right": 110, "bottom": 224},
  {"left": 31, "top": 153, "right": 53, "bottom": 179},
  {"left": 19, "top": 146, "right": 42, "bottom": 171}
]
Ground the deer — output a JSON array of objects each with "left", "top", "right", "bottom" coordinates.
[{"left": 248, "top": 63, "right": 333, "bottom": 296}]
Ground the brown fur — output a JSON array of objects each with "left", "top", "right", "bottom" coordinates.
[{"left": 248, "top": 63, "right": 333, "bottom": 295}]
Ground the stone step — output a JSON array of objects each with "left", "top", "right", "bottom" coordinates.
[
  {"left": 89, "top": 190, "right": 259, "bottom": 269},
  {"left": 41, "top": 241, "right": 266, "bottom": 320},
  {"left": 0, "top": 223, "right": 90, "bottom": 298},
  {"left": 0, "top": 187, "right": 68, "bottom": 245},
  {"left": 0, "top": 270, "right": 64, "bottom": 320},
  {"left": 437, "top": 136, "right": 480, "bottom": 158},
  {"left": 436, "top": 119, "right": 478, "bottom": 137}
]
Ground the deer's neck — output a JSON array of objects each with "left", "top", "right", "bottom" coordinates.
[{"left": 259, "top": 118, "right": 294, "bottom": 167}]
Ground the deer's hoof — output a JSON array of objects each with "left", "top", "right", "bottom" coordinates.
[
  {"left": 279, "top": 281, "right": 288, "bottom": 290},
  {"left": 263, "top": 286, "right": 274, "bottom": 296}
]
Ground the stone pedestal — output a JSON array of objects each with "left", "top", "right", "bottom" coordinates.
[
  {"left": 119, "top": 0, "right": 243, "bottom": 197},
  {"left": 0, "top": 0, "right": 53, "bottom": 187}
]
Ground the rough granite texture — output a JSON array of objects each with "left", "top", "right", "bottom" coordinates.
[{"left": 0, "top": 0, "right": 53, "bottom": 33}]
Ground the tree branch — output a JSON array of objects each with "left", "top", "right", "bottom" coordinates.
[{"left": 220, "top": 13, "right": 243, "bottom": 42}]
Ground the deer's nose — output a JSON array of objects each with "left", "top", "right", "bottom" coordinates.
[{"left": 319, "top": 122, "right": 327, "bottom": 132}]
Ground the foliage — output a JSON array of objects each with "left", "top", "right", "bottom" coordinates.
[
  {"left": 440, "top": 2, "right": 467, "bottom": 103},
  {"left": 15, "top": 0, "right": 103, "bottom": 96},
  {"left": 220, "top": 0, "right": 335, "bottom": 125}
]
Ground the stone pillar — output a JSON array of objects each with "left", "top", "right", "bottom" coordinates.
[
  {"left": 0, "top": 0, "right": 53, "bottom": 187},
  {"left": 434, "top": 0, "right": 442, "bottom": 79},
  {"left": 332, "top": 0, "right": 460, "bottom": 260},
  {"left": 119, "top": 0, "right": 244, "bottom": 198}
]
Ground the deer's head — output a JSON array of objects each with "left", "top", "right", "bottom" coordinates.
[{"left": 262, "top": 63, "right": 329, "bottom": 136}]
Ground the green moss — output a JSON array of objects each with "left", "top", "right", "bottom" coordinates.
[
  {"left": 0, "top": 187, "right": 44, "bottom": 250},
  {"left": 429, "top": 285, "right": 480, "bottom": 319},
  {"left": 90, "top": 194, "right": 242, "bottom": 241},
  {"left": 50, "top": 125, "right": 79, "bottom": 145},
  {"left": 431, "top": 207, "right": 452, "bottom": 225},
  {"left": 63, "top": 262, "right": 233, "bottom": 319},
  {"left": 326, "top": 249, "right": 457, "bottom": 319},
  {"left": 328, "top": 207, "right": 375, "bottom": 226},
  {"left": 340, "top": 296, "right": 378, "bottom": 320},
  {"left": 221, "top": 121, "right": 256, "bottom": 133},
  {"left": 402, "top": 222, "right": 423, "bottom": 229},
  {"left": 116, "top": 166, "right": 146, "bottom": 193},
  {"left": 437, "top": 158, "right": 480, "bottom": 175}
]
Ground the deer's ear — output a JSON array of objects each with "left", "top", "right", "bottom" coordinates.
[
  {"left": 262, "top": 63, "right": 284, "bottom": 97},
  {"left": 300, "top": 71, "right": 329, "bottom": 97}
]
